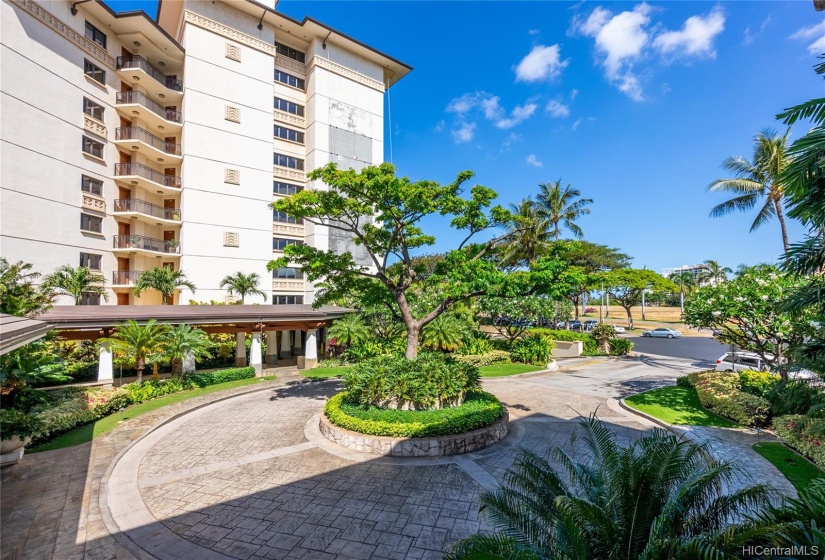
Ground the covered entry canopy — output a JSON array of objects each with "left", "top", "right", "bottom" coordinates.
[{"left": 0, "top": 313, "right": 53, "bottom": 355}]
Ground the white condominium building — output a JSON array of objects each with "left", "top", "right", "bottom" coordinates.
[{"left": 1, "top": 0, "right": 410, "bottom": 306}]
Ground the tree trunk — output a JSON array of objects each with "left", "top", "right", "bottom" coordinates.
[
  {"left": 625, "top": 307, "right": 633, "bottom": 330},
  {"left": 774, "top": 198, "right": 790, "bottom": 255},
  {"left": 136, "top": 356, "right": 144, "bottom": 383},
  {"left": 405, "top": 325, "right": 420, "bottom": 359}
]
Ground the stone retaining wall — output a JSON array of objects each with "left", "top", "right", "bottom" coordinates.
[{"left": 319, "top": 412, "right": 509, "bottom": 457}]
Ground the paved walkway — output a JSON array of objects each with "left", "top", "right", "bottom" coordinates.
[{"left": 0, "top": 356, "right": 800, "bottom": 559}]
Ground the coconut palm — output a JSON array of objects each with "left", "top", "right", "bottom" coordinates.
[
  {"left": 709, "top": 128, "right": 793, "bottom": 254},
  {"left": 99, "top": 320, "right": 168, "bottom": 382},
  {"left": 42, "top": 265, "right": 108, "bottom": 304},
  {"left": 697, "top": 259, "right": 732, "bottom": 286},
  {"left": 535, "top": 180, "right": 593, "bottom": 240},
  {"left": 0, "top": 257, "right": 54, "bottom": 317},
  {"left": 164, "top": 324, "right": 211, "bottom": 375},
  {"left": 328, "top": 314, "right": 370, "bottom": 347},
  {"left": 669, "top": 270, "right": 697, "bottom": 314},
  {"left": 134, "top": 267, "right": 196, "bottom": 304},
  {"left": 499, "top": 198, "right": 554, "bottom": 268},
  {"left": 446, "top": 416, "right": 775, "bottom": 560},
  {"left": 219, "top": 271, "right": 266, "bottom": 304},
  {"left": 421, "top": 313, "right": 472, "bottom": 352}
]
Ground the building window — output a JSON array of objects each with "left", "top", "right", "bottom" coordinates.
[
  {"left": 273, "top": 181, "right": 303, "bottom": 196},
  {"left": 274, "top": 41, "right": 305, "bottom": 64},
  {"left": 273, "top": 267, "right": 303, "bottom": 279},
  {"left": 81, "top": 175, "right": 103, "bottom": 196},
  {"left": 273, "top": 295, "right": 304, "bottom": 305},
  {"left": 79, "top": 252, "right": 102, "bottom": 271},
  {"left": 273, "top": 211, "right": 302, "bottom": 224},
  {"left": 274, "top": 125, "right": 304, "bottom": 144},
  {"left": 274, "top": 70, "right": 305, "bottom": 91},
  {"left": 82, "top": 136, "right": 104, "bottom": 158},
  {"left": 79, "top": 292, "right": 101, "bottom": 306},
  {"left": 84, "top": 59, "right": 105, "bottom": 84},
  {"left": 273, "top": 238, "right": 304, "bottom": 251},
  {"left": 83, "top": 97, "right": 104, "bottom": 121},
  {"left": 274, "top": 97, "right": 305, "bottom": 117},
  {"left": 80, "top": 213, "right": 103, "bottom": 233},
  {"left": 273, "top": 153, "right": 304, "bottom": 170},
  {"left": 84, "top": 21, "right": 107, "bottom": 48}
]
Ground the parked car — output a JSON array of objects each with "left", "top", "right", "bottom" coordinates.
[
  {"left": 568, "top": 320, "right": 583, "bottom": 331},
  {"left": 555, "top": 320, "right": 568, "bottom": 329},
  {"left": 642, "top": 328, "right": 682, "bottom": 339},
  {"left": 583, "top": 319, "right": 599, "bottom": 331},
  {"left": 612, "top": 325, "right": 626, "bottom": 334},
  {"left": 715, "top": 351, "right": 771, "bottom": 372}
]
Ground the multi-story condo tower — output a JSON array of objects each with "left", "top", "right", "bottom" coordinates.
[{"left": 1, "top": 0, "right": 410, "bottom": 306}]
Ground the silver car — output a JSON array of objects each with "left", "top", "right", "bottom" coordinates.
[{"left": 642, "top": 328, "right": 682, "bottom": 339}]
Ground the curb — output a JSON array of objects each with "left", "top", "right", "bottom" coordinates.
[{"left": 617, "top": 398, "right": 678, "bottom": 431}]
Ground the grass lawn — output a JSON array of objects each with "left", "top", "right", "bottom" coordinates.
[
  {"left": 479, "top": 363, "right": 546, "bottom": 377},
  {"left": 624, "top": 386, "right": 737, "bottom": 428},
  {"left": 29, "top": 376, "right": 278, "bottom": 453},
  {"left": 753, "top": 442, "right": 824, "bottom": 493},
  {"left": 302, "top": 366, "right": 352, "bottom": 379}
]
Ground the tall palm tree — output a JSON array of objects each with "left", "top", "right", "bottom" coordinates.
[
  {"left": 446, "top": 416, "right": 775, "bottom": 560},
  {"left": 219, "top": 272, "right": 266, "bottom": 304},
  {"left": 668, "top": 270, "right": 696, "bottom": 314},
  {"left": 697, "top": 259, "right": 732, "bottom": 286},
  {"left": 535, "top": 180, "right": 593, "bottom": 240},
  {"left": 709, "top": 128, "right": 793, "bottom": 254},
  {"left": 499, "top": 198, "right": 554, "bottom": 268},
  {"left": 42, "top": 265, "right": 108, "bottom": 304},
  {"left": 328, "top": 314, "right": 370, "bottom": 347},
  {"left": 99, "top": 320, "right": 167, "bottom": 382},
  {"left": 134, "top": 267, "right": 196, "bottom": 304},
  {"left": 164, "top": 324, "right": 211, "bottom": 375}
]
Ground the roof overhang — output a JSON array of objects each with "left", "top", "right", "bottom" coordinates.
[{"left": 0, "top": 314, "right": 53, "bottom": 355}]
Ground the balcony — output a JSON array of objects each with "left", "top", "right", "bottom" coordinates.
[
  {"left": 112, "top": 270, "right": 143, "bottom": 287},
  {"left": 115, "top": 90, "right": 182, "bottom": 132},
  {"left": 272, "top": 279, "right": 304, "bottom": 291},
  {"left": 113, "top": 199, "right": 181, "bottom": 225},
  {"left": 113, "top": 235, "right": 180, "bottom": 257},
  {"left": 114, "top": 162, "right": 181, "bottom": 195},
  {"left": 114, "top": 127, "right": 181, "bottom": 162},
  {"left": 116, "top": 56, "right": 183, "bottom": 101}
]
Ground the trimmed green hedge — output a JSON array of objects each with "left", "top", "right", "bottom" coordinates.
[
  {"left": 693, "top": 371, "right": 771, "bottom": 427},
  {"left": 774, "top": 415, "right": 825, "bottom": 469},
  {"left": 324, "top": 390, "right": 504, "bottom": 438},
  {"left": 454, "top": 351, "right": 511, "bottom": 367},
  {"left": 527, "top": 329, "right": 600, "bottom": 355}
]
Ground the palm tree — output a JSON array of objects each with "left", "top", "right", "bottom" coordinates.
[
  {"left": 668, "top": 270, "right": 696, "bottom": 314},
  {"left": 535, "top": 180, "right": 593, "bottom": 239},
  {"left": 328, "top": 314, "right": 370, "bottom": 347},
  {"left": 99, "top": 320, "right": 167, "bottom": 382},
  {"left": 164, "top": 324, "right": 212, "bottom": 375},
  {"left": 42, "top": 265, "right": 108, "bottom": 304},
  {"left": 446, "top": 416, "right": 775, "bottom": 560},
  {"left": 421, "top": 313, "right": 472, "bottom": 352},
  {"left": 709, "top": 128, "right": 793, "bottom": 254},
  {"left": 697, "top": 259, "right": 732, "bottom": 286},
  {"left": 499, "top": 198, "right": 554, "bottom": 268},
  {"left": 0, "top": 258, "right": 54, "bottom": 317},
  {"left": 134, "top": 267, "right": 196, "bottom": 304},
  {"left": 219, "top": 272, "right": 266, "bottom": 304}
]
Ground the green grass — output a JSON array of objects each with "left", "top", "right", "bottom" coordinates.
[
  {"left": 29, "top": 376, "right": 277, "bottom": 453},
  {"left": 624, "top": 386, "right": 737, "bottom": 428},
  {"left": 753, "top": 442, "right": 825, "bottom": 493},
  {"left": 302, "top": 366, "right": 352, "bottom": 379},
  {"left": 479, "top": 363, "right": 546, "bottom": 377}
]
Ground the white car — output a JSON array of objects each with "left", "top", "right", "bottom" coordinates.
[
  {"left": 642, "top": 328, "right": 682, "bottom": 339},
  {"left": 612, "top": 325, "right": 626, "bottom": 334},
  {"left": 715, "top": 352, "right": 771, "bottom": 372}
]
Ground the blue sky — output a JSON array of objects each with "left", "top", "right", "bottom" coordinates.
[{"left": 109, "top": 1, "right": 823, "bottom": 273}]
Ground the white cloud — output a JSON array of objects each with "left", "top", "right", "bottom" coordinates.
[
  {"left": 791, "top": 21, "right": 825, "bottom": 55},
  {"left": 446, "top": 92, "right": 537, "bottom": 131},
  {"left": 446, "top": 93, "right": 478, "bottom": 114},
  {"left": 526, "top": 154, "right": 543, "bottom": 167},
  {"left": 434, "top": 120, "right": 446, "bottom": 133},
  {"left": 515, "top": 45, "right": 570, "bottom": 82},
  {"left": 617, "top": 73, "right": 644, "bottom": 101},
  {"left": 480, "top": 96, "right": 503, "bottom": 119},
  {"left": 571, "top": 118, "right": 583, "bottom": 131},
  {"left": 653, "top": 8, "right": 725, "bottom": 58},
  {"left": 452, "top": 122, "right": 476, "bottom": 144},
  {"left": 501, "top": 132, "right": 522, "bottom": 152},
  {"left": 528, "top": 28, "right": 540, "bottom": 35},
  {"left": 496, "top": 103, "right": 538, "bottom": 129},
  {"left": 570, "top": 89, "right": 579, "bottom": 100},
  {"left": 546, "top": 100, "right": 571, "bottom": 118}
]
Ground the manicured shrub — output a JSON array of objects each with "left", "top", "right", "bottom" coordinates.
[
  {"left": 738, "top": 369, "right": 781, "bottom": 398},
  {"left": 527, "top": 329, "right": 600, "bottom": 355},
  {"left": 774, "top": 415, "right": 825, "bottom": 469},
  {"left": 454, "top": 351, "right": 511, "bottom": 367},
  {"left": 510, "top": 334, "right": 555, "bottom": 365},
  {"left": 124, "top": 377, "right": 187, "bottom": 402},
  {"left": 768, "top": 380, "right": 825, "bottom": 417},
  {"left": 0, "top": 408, "right": 45, "bottom": 440},
  {"left": 694, "top": 371, "right": 771, "bottom": 427},
  {"left": 185, "top": 366, "right": 255, "bottom": 387},
  {"left": 608, "top": 338, "right": 634, "bottom": 356},
  {"left": 31, "top": 387, "right": 131, "bottom": 444},
  {"left": 457, "top": 336, "right": 493, "bottom": 356},
  {"left": 324, "top": 390, "right": 504, "bottom": 438}
]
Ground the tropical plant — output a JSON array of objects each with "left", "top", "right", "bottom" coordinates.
[
  {"left": 219, "top": 271, "right": 266, "bottom": 304},
  {"left": 668, "top": 270, "right": 697, "bottom": 314},
  {"left": 498, "top": 198, "right": 554, "bottom": 268},
  {"left": 328, "top": 314, "right": 371, "bottom": 347},
  {"left": 163, "top": 324, "right": 212, "bottom": 375},
  {"left": 753, "top": 479, "right": 825, "bottom": 552},
  {"left": 446, "top": 416, "right": 775, "bottom": 560},
  {"left": 0, "top": 340, "right": 68, "bottom": 394},
  {"left": 477, "top": 295, "right": 556, "bottom": 349},
  {"left": 591, "top": 323, "right": 616, "bottom": 354},
  {"left": 133, "top": 267, "right": 196, "bottom": 304},
  {"left": 421, "top": 313, "right": 473, "bottom": 352},
  {"left": 99, "top": 320, "right": 168, "bottom": 382},
  {"left": 708, "top": 128, "right": 793, "bottom": 254},
  {"left": 601, "top": 269, "right": 677, "bottom": 329},
  {"left": 697, "top": 259, "right": 732, "bottom": 286},
  {"left": 0, "top": 257, "right": 54, "bottom": 317},
  {"left": 510, "top": 333, "right": 555, "bottom": 365},
  {"left": 535, "top": 179, "right": 593, "bottom": 240},
  {"left": 42, "top": 265, "right": 108, "bottom": 304}
]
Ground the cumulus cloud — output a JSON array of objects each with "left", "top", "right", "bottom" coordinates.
[
  {"left": 790, "top": 21, "right": 825, "bottom": 55},
  {"left": 526, "top": 154, "right": 543, "bottom": 167},
  {"left": 452, "top": 122, "right": 476, "bottom": 144},
  {"left": 446, "top": 92, "right": 538, "bottom": 131},
  {"left": 515, "top": 45, "right": 570, "bottom": 82},
  {"left": 653, "top": 8, "right": 725, "bottom": 58},
  {"left": 496, "top": 103, "right": 538, "bottom": 129},
  {"left": 546, "top": 100, "right": 571, "bottom": 118}
]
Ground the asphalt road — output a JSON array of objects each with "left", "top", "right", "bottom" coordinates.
[{"left": 626, "top": 334, "right": 730, "bottom": 365}]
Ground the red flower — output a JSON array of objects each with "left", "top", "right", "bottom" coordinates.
[{"left": 816, "top": 440, "right": 821, "bottom": 447}]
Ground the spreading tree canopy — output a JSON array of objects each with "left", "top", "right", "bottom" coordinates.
[{"left": 599, "top": 269, "right": 677, "bottom": 329}]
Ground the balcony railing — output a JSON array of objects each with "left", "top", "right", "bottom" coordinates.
[
  {"left": 112, "top": 270, "right": 143, "bottom": 285},
  {"left": 113, "top": 235, "right": 180, "bottom": 254},
  {"left": 115, "top": 127, "right": 181, "bottom": 156},
  {"left": 114, "top": 162, "right": 181, "bottom": 189},
  {"left": 116, "top": 56, "right": 183, "bottom": 92},
  {"left": 115, "top": 90, "right": 182, "bottom": 123},
  {"left": 114, "top": 199, "right": 181, "bottom": 221}
]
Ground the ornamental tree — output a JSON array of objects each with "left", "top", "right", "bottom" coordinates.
[
  {"left": 477, "top": 295, "right": 558, "bottom": 348},
  {"left": 599, "top": 269, "right": 677, "bottom": 329},
  {"left": 683, "top": 265, "right": 815, "bottom": 376}
]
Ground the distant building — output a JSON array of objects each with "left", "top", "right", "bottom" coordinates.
[{"left": 662, "top": 264, "right": 718, "bottom": 285}]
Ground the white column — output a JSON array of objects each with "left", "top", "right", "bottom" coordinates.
[
  {"left": 235, "top": 332, "right": 246, "bottom": 367},
  {"left": 265, "top": 331, "right": 278, "bottom": 364},
  {"left": 293, "top": 329, "right": 302, "bottom": 354},
  {"left": 279, "top": 330, "right": 291, "bottom": 359},
  {"left": 98, "top": 343, "right": 113, "bottom": 384},
  {"left": 250, "top": 333, "right": 262, "bottom": 376},
  {"left": 305, "top": 329, "right": 318, "bottom": 368},
  {"left": 183, "top": 350, "right": 196, "bottom": 375}
]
